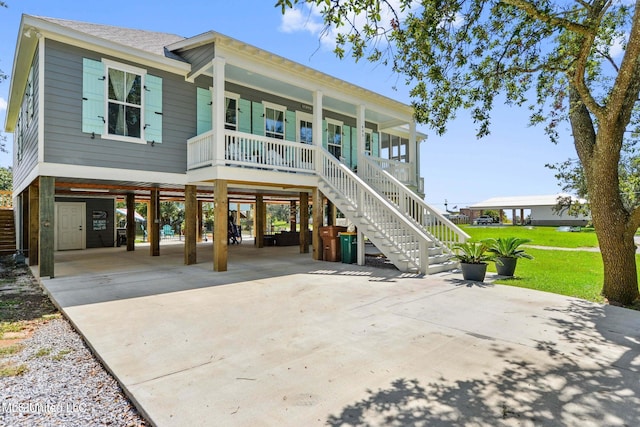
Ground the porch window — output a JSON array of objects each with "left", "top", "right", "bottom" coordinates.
[
  {"left": 297, "top": 112, "right": 313, "bottom": 144},
  {"left": 265, "top": 103, "right": 285, "bottom": 139},
  {"left": 327, "top": 120, "right": 342, "bottom": 159},
  {"left": 107, "top": 67, "right": 142, "bottom": 139},
  {"left": 225, "top": 93, "right": 239, "bottom": 130},
  {"left": 365, "top": 129, "right": 372, "bottom": 156}
]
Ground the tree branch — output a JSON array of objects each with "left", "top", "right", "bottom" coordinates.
[{"left": 501, "top": 0, "right": 592, "bottom": 35}]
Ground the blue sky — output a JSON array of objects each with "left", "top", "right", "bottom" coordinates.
[{"left": 0, "top": 0, "right": 580, "bottom": 212}]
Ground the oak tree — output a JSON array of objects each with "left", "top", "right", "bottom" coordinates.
[{"left": 278, "top": 0, "right": 640, "bottom": 304}]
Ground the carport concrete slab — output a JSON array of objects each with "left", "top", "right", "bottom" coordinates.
[{"left": 38, "top": 243, "right": 640, "bottom": 426}]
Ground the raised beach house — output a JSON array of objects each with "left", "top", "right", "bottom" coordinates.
[{"left": 4, "top": 15, "right": 467, "bottom": 278}]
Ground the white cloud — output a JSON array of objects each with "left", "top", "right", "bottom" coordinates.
[
  {"left": 0, "top": 97, "right": 6, "bottom": 111},
  {"left": 279, "top": 6, "right": 324, "bottom": 35},
  {"left": 609, "top": 33, "right": 627, "bottom": 59},
  {"left": 278, "top": 1, "right": 416, "bottom": 51}
]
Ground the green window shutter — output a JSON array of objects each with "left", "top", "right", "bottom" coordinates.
[
  {"left": 322, "top": 119, "right": 328, "bottom": 149},
  {"left": 342, "top": 125, "right": 352, "bottom": 166},
  {"left": 372, "top": 132, "right": 380, "bottom": 157},
  {"left": 238, "top": 98, "right": 251, "bottom": 133},
  {"left": 196, "top": 87, "right": 212, "bottom": 135},
  {"left": 252, "top": 102, "right": 264, "bottom": 136},
  {"left": 285, "top": 110, "right": 296, "bottom": 142},
  {"left": 82, "top": 58, "right": 105, "bottom": 134},
  {"left": 144, "top": 74, "right": 163, "bottom": 143}
]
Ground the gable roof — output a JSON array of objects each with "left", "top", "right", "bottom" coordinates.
[
  {"left": 469, "top": 194, "right": 587, "bottom": 210},
  {"left": 34, "top": 16, "right": 186, "bottom": 60}
]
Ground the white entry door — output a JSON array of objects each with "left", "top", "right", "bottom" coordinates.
[{"left": 56, "top": 202, "right": 86, "bottom": 251}]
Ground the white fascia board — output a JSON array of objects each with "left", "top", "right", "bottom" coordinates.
[
  {"left": 187, "top": 165, "right": 318, "bottom": 188},
  {"left": 35, "top": 163, "right": 188, "bottom": 187},
  {"left": 4, "top": 17, "right": 39, "bottom": 131},
  {"left": 24, "top": 16, "right": 191, "bottom": 73},
  {"left": 167, "top": 31, "right": 216, "bottom": 52},
  {"left": 215, "top": 43, "right": 414, "bottom": 123}
]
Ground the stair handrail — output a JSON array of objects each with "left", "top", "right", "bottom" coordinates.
[
  {"left": 318, "top": 147, "right": 434, "bottom": 273},
  {"left": 361, "top": 155, "right": 469, "bottom": 253}
]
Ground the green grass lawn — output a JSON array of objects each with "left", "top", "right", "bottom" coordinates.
[
  {"left": 460, "top": 225, "right": 640, "bottom": 305},
  {"left": 460, "top": 224, "right": 599, "bottom": 248}
]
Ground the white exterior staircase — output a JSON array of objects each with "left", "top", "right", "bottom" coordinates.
[{"left": 317, "top": 148, "right": 467, "bottom": 274}]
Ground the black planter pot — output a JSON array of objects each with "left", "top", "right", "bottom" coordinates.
[
  {"left": 496, "top": 257, "right": 518, "bottom": 276},
  {"left": 460, "top": 262, "right": 488, "bottom": 282}
]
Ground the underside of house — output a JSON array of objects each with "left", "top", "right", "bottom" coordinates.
[{"left": 4, "top": 15, "right": 468, "bottom": 279}]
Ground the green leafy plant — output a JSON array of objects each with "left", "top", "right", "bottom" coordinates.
[
  {"left": 483, "top": 237, "right": 535, "bottom": 260},
  {"left": 450, "top": 242, "right": 496, "bottom": 264}
]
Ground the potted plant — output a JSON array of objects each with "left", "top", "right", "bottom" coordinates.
[
  {"left": 483, "top": 237, "right": 534, "bottom": 276},
  {"left": 451, "top": 241, "right": 496, "bottom": 282}
]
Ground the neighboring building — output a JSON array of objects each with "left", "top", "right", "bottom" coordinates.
[
  {"left": 468, "top": 194, "right": 591, "bottom": 226},
  {"left": 4, "top": 15, "right": 467, "bottom": 277}
]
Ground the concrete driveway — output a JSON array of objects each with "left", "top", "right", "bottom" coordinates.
[{"left": 39, "top": 242, "right": 640, "bottom": 426}]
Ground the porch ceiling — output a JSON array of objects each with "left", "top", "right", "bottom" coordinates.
[
  {"left": 51, "top": 178, "right": 312, "bottom": 204},
  {"left": 222, "top": 64, "right": 405, "bottom": 126}
]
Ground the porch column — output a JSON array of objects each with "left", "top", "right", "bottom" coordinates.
[
  {"left": 512, "top": 209, "right": 517, "bottom": 226},
  {"left": 299, "top": 192, "right": 309, "bottom": 254},
  {"left": 28, "top": 183, "right": 39, "bottom": 266},
  {"left": 39, "top": 176, "right": 55, "bottom": 278},
  {"left": 357, "top": 228, "right": 365, "bottom": 266},
  {"left": 184, "top": 185, "right": 197, "bottom": 265},
  {"left": 213, "top": 180, "right": 228, "bottom": 271},
  {"left": 356, "top": 104, "right": 366, "bottom": 174},
  {"left": 520, "top": 209, "right": 525, "bottom": 225},
  {"left": 255, "top": 195, "right": 265, "bottom": 248},
  {"left": 289, "top": 201, "right": 297, "bottom": 231},
  {"left": 312, "top": 187, "right": 324, "bottom": 260},
  {"left": 313, "top": 91, "right": 323, "bottom": 173},
  {"left": 126, "top": 193, "right": 135, "bottom": 251},
  {"left": 212, "top": 56, "right": 226, "bottom": 166},
  {"left": 197, "top": 200, "right": 203, "bottom": 242},
  {"left": 149, "top": 188, "right": 160, "bottom": 256},
  {"left": 409, "top": 120, "right": 418, "bottom": 186}
]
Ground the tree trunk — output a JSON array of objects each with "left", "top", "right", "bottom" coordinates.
[{"left": 570, "top": 88, "right": 639, "bottom": 305}]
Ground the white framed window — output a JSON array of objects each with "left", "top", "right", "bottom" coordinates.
[
  {"left": 225, "top": 92, "right": 240, "bottom": 130},
  {"left": 296, "top": 112, "right": 313, "bottom": 144},
  {"left": 364, "top": 129, "right": 373, "bottom": 156},
  {"left": 326, "top": 119, "right": 342, "bottom": 159},
  {"left": 264, "top": 102, "right": 285, "bottom": 139},
  {"left": 104, "top": 60, "right": 146, "bottom": 143}
]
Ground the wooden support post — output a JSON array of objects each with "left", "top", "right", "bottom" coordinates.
[
  {"left": 126, "top": 193, "right": 135, "bottom": 251},
  {"left": 312, "top": 187, "right": 324, "bottom": 260},
  {"left": 255, "top": 195, "right": 264, "bottom": 248},
  {"left": 213, "top": 180, "right": 228, "bottom": 271},
  {"left": 520, "top": 208, "right": 525, "bottom": 225},
  {"left": 39, "top": 176, "right": 55, "bottom": 278},
  {"left": 197, "top": 200, "right": 203, "bottom": 243},
  {"left": 28, "top": 183, "right": 39, "bottom": 266},
  {"left": 149, "top": 188, "right": 160, "bottom": 256},
  {"left": 299, "top": 192, "right": 309, "bottom": 253},
  {"left": 184, "top": 185, "right": 197, "bottom": 265},
  {"left": 290, "top": 200, "right": 297, "bottom": 231}
]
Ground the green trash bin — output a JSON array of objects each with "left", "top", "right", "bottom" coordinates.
[{"left": 339, "top": 232, "right": 357, "bottom": 264}]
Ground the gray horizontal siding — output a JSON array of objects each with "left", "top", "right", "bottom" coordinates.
[
  {"left": 14, "top": 46, "right": 40, "bottom": 191},
  {"left": 179, "top": 43, "right": 215, "bottom": 74},
  {"left": 43, "top": 39, "right": 196, "bottom": 174}
]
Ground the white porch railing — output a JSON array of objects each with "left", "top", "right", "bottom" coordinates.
[
  {"left": 187, "top": 130, "right": 315, "bottom": 173},
  {"left": 361, "top": 156, "right": 469, "bottom": 252},
  {"left": 320, "top": 148, "right": 432, "bottom": 273},
  {"left": 366, "top": 157, "right": 413, "bottom": 185}
]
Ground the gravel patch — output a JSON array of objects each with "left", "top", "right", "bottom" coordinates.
[{"left": 0, "top": 317, "right": 147, "bottom": 426}]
